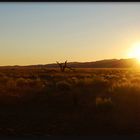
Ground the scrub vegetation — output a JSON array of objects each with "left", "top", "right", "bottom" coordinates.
[{"left": 0, "top": 67, "right": 140, "bottom": 136}]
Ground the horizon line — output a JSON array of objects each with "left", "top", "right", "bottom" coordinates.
[{"left": 0, "top": 57, "right": 136, "bottom": 67}]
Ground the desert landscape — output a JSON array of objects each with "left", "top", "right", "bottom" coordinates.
[
  {"left": 0, "top": 60, "right": 140, "bottom": 136},
  {"left": 1, "top": 2, "right": 140, "bottom": 137}
]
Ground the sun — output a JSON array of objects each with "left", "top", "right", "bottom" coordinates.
[{"left": 128, "top": 42, "right": 140, "bottom": 62}]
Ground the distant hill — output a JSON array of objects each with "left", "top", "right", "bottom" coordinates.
[
  {"left": 0, "top": 58, "right": 138, "bottom": 68},
  {"left": 46, "top": 58, "right": 138, "bottom": 68}
]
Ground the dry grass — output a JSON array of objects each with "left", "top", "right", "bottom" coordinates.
[{"left": 0, "top": 67, "right": 139, "bottom": 136}]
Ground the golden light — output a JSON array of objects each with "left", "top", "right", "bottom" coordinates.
[{"left": 128, "top": 42, "right": 140, "bottom": 62}]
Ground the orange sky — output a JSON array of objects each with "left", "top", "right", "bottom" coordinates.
[{"left": 0, "top": 3, "right": 140, "bottom": 65}]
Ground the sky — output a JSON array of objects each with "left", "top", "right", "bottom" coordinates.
[{"left": 1, "top": 2, "right": 140, "bottom": 65}]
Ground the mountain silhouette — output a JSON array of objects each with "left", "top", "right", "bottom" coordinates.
[
  {"left": 46, "top": 58, "right": 138, "bottom": 68},
  {"left": 0, "top": 58, "right": 138, "bottom": 68}
]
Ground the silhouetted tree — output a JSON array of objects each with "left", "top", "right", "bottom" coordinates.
[{"left": 56, "top": 60, "right": 75, "bottom": 72}]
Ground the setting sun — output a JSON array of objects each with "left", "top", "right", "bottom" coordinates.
[{"left": 128, "top": 43, "right": 140, "bottom": 62}]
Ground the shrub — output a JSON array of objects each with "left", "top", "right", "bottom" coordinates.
[
  {"left": 95, "top": 97, "right": 113, "bottom": 111},
  {"left": 84, "top": 77, "right": 94, "bottom": 86},
  {"left": 0, "top": 76, "right": 9, "bottom": 85},
  {"left": 56, "top": 80, "right": 71, "bottom": 90},
  {"left": 71, "top": 77, "right": 79, "bottom": 85},
  {"left": 26, "top": 79, "right": 36, "bottom": 88},
  {"left": 6, "top": 79, "right": 17, "bottom": 90},
  {"left": 92, "top": 77, "right": 110, "bottom": 92},
  {"left": 16, "top": 78, "right": 28, "bottom": 88},
  {"left": 111, "top": 82, "right": 140, "bottom": 94},
  {"left": 35, "top": 78, "right": 44, "bottom": 89},
  {"left": 75, "top": 77, "right": 94, "bottom": 87},
  {"left": 130, "top": 77, "right": 140, "bottom": 83}
]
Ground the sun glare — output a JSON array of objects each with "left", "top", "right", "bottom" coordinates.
[{"left": 128, "top": 43, "right": 140, "bottom": 62}]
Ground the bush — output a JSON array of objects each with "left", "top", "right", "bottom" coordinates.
[
  {"left": 92, "top": 77, "right": 110, "bottom": 92},
  {"left": 34, "top": 78, "right": 44, "bottom": 89},
  {"left": 0, "top": 76, "right": 9, "bottom": 85},
  {"left": 16, "top": 78, "right": 28, "bottom": 88},
  {"left": 71, "top": 77, "right": 79, "bottom": 85},
  {"left": 112, "top": 82, "right": 140, "bottom": 94},
  {"left": 95, "top": 97, "right": 113, "bottom": 111},
  {"left": 6, "top": 79, "right": 17, "bottom": 90},
  {"left": 56, "top": 81, "right": 71, "bottom": 90}
]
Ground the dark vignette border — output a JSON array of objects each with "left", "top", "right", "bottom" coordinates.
[{"left": 0, "top": 1, "right": 140, "bottom": 140}]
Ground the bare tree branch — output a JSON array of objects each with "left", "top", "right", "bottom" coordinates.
[{"left": 56, "top": 60, "right": 75, "bottom": 72}]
